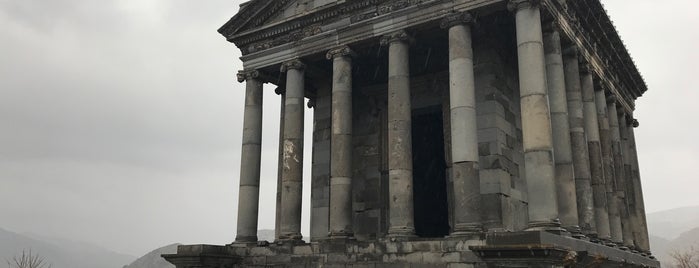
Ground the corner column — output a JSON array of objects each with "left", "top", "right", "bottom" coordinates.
[
  {"left": 327, "top": 46, "right": 355, "bottom": 239},
  {"left": 279, "top": 59, "right": 306, "bottom": 242},
  {"left": 617, "top": 112, "right": 636, "bottom": 249},
  {"left": 543, "top": 22, "right": 580, "bottom": 235},
  {"left": 235, "top": 70, "right": 264, "bottom": 242},
  {"left": 606, "top": 98, "right": 625, "bottom": 245},
  {"left": 562, "top": 47, "right": 595, "bottom": 236},
  {"left": 442, "top": 12, "right": 483, "bottom": 235},
  {"left": 509, "top": 0, "right": 561, "bottom": 231},
  {"left": 581, "top": 69, "right": 611, "bottom": 241},
  {"left": 627, "top": 119, "right": 651, "bottom": 254},
  {"left": 381, "top": 30, "right": 416, "bottom": 237}
]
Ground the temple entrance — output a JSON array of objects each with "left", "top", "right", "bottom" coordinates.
[{"left": 411, "top": 108, "right": 450, "bottom": 237}]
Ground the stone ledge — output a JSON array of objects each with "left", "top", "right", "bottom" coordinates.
[{"left": 162, "top": 233, "right": 659, "bottom": 267}]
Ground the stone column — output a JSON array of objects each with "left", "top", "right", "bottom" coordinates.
[
  {"left": 543, "top": 22, "right": 579, "bottom": 235},
  {"left": 562, "top": 47, "right": 595, "bottom": 236},
  {"left": 606, "top": 98, "right": 625, "bottom": 245},
  {"left": 234, "top": 70, "right": 264, "bottom": 243},
  {"left": 597, "top": 89, "right": 620, "bottom": 245},
  {"left": 441, "top": 12, "right": 483, "bottom": 235},
  {"left": 627, "top": 119, "right": 651, "bottom": 253},
  {"left": 274, "top": 87, "right": 285, "bottom": 240},
  {"left": 581, "top": 69, "right": 611, "bottom": 241},
  {"left": 509, "top": 0, "right": 561, "bottom": 231},
  {"left": 381, "top": 30, "right": 416, "bottom": 237},
  {"left": 327, "top": 46, "right": 355, "bottom": 238},
  {"left": 617, "top": 112, "right": 635, "bottom": 248},
  {"left": 279, "top": 59, "right": 306, "bottom": 241}
]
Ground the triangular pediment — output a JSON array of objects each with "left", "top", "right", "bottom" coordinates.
[{"left": 218, "top": 0, "right": 345, "bottom": 41}]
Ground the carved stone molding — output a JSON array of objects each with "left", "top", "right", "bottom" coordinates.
[
  {"left": 274, "top": 86, "right": 286, "bottom": 95},
  {"left": 237, "top": 69, "right": 260, "bottom": 83},
  {"left": 632, "top": 119, "right": 639, "bottom": 128},
  {"left": 326, "top": 46, "right": 357, "bottom": 60},
  {"left": 307, "top": 98, "right": 316, "bottom": 108},
  {"left": 380, "top": 30, "right": 411, "bottom": 46},
  {"left": 280, "top": 59, "right": 306, "bottom": 72},
  {"left": 507, "top": 0, "right": 541, "bottom": 12},
  {"left": 605, "top": 93, "right": 617, "bottom": 104},
  {"left": 440, "top": 12, "right": 473, "bottom": 29}
]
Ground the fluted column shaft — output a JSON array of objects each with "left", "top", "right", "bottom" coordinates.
[
  {"left": 543, "top": 24, "right": 579, "bottom": 234},
  {"left": 382, "top": 31, "right": 416, "bottom": 237},
  {"left": 279, "top": 59, "right": 306, "bottom": 241},
  {"left": 563, "top": 48, "right": 595, "bottom": 236},
  {"left": 442, "top": 13, "right": 483, "bottom": 235},
  {"left": 235, "top": 70, "right": 264, "bottom": 242},
  {"left": 606, "top": 101, "right": 625, "bottom": 244},
  {"left": 617, "top": 112, "right": 635, "bottom": 248},
  {"left": 581, "top": 71, "right": 610, "bottom": 241},
  {"left": 510, "top": 0, "right": 561, "bottom": 230},
  {"left": 327, "top": 46, "right": 355, "bottom": 238}
]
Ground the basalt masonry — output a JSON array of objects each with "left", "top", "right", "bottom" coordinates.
[{"left": 163, "top": 0, "right": 658, "bottom": 267}]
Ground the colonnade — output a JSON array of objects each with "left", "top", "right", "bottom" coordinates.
[{"left": 231, "top": 0, "right": 650, "bottom": 254}]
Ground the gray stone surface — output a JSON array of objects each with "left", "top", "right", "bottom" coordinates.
[
  {"left": 445, "top": 15, "right": 483, "bottom": 235},
  {"left": 543, "top": 25, "right": 579, "bottom": 235},
  {"left": 235, "top": 71, "right": 264, "bottom": 242},
  {"left": 581, "top": 70, "right": 611, "bottom": 241},
  {"left": 280, "top": 59, "right": 306, "bottom": 241},
  {"left": 513, "top": 2, "right": 560, "bottom": 230},
  {"left": 563, "top": 47, "right": 595, "bottom": 236},
  {"left": 328, "top": 46, "right": 355, "bottom": 238},
  {"left": 606, "top": 100, "right": 625, "bottom": 245},
  {"left": 383, "top": 30, "right": 416, "bottom": 237}
]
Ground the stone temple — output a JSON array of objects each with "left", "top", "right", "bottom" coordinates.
[{"left": 164, "top": 0, "right": 659, "bottom": 267}]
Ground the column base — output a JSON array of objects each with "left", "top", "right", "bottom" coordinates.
[
  {"left": 234, "top": 235, "right": 258, "bottom": 243},
  {"left": 526, "top": 220, "right": 567, "bottom": 235},
  {"left": 328, "top": 230, "right": 355, "bottom": 240},
  {"left": 387, "top": 226, "right": 416, "bottom": 240},
  {"left": 563, "top": 225, "right": 586, "bottom": 239},
  {"left": 276, "top": 233, "right": 304, "bottom": 244},
  {"left": 450, "top": 223, "right": 484, "bottom": 238}
]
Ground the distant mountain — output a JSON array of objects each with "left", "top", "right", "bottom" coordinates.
[
  {"left": 0, "top": 227, "right": 135, "bottom": 268},
  {"left": 123, "top": 243, "right": 179, "bottom": 268},
  {"left": 647, "top": 206, "right": 699, "bottom": 240},
  {"left": 646, "top": 206, "right": 699, "bottom": 266}
]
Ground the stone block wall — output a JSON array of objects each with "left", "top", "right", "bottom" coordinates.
[{"left": 310, "top": 85, "right": 331, "bottom": 241}]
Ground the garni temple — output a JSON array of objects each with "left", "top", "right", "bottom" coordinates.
[{"left": 163, "top": 0, "right": 659, "bottom": 267}]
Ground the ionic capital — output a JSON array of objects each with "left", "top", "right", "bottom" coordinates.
[
  {"left": 562, "top": 45, "right": 578, "bottom": 57},
  {"left": 632, "top": 119, "right": 640, "bottom": 128},
  {"left": 326, "top": 46, "right": 356, "bottom": 60},
  {"left": 380, "top": 30, "right": 412, "bottom": 46},
  {"left": 440, "top": 12, "right": 473, "bottom": 29},
  {"left": 280, "top": 59, "right": 306, "bottom": 72},
  {"left": 274, "top": 86, "right": 286, "bottom": 95},
  {"left": 507, "top": 0, "right": 540, "bottom": 12},
  {"left": 605, "top": 93, "right": 617, "bottom": 104},
  {"left": 579, "top": 63, "right": 593, "bottom": 74},
  {"left": 542, "top": 21, "right": 560, "bottom": 34},
  {"left": 236, "top": 69, "right": 260, "bottom": 83},
  {"left": 307, "top": 98, "right": 316, "bottom": 108}
]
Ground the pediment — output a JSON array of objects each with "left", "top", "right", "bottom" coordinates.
[
  {"left": 218, "top": 0, "right": 343, "bottom": 42},
  {"left": 219, "top": 0, "right": 425, "bottom": 55}
]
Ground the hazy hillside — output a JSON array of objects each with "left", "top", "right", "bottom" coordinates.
[
  {"left": 0, "top": 227, "right": 135, "bottom": 268},
  {"left": 123, "top": 243, "right": 179, "bottom": 268},
  {"left": 647, "top": 206, "right": 699, "bottom": 239}
]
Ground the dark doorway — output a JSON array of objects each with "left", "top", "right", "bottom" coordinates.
[{"left": 411, "top": 109, "right": 450, "bottom": 237}]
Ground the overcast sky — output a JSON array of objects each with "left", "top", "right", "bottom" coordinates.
[{"left": 0, "top": 0, "right": 697, "bottom": 257}]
